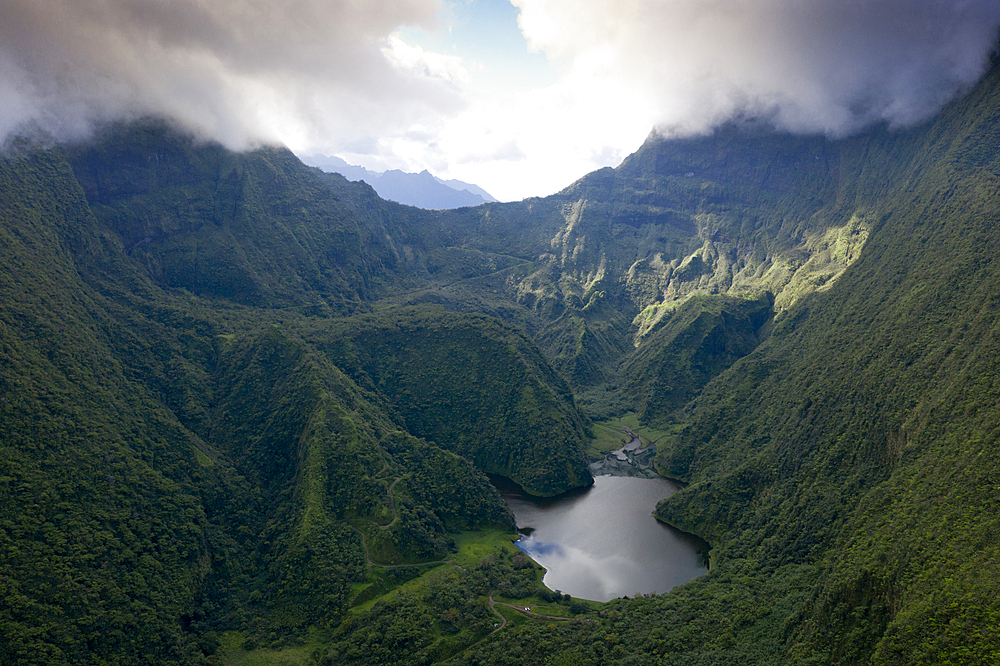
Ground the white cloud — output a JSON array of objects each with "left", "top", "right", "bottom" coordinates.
[
  {"left": 3, "top": 0, "right": 999, "bottom": 202},
  {"left": 426, "top": 74, "right": 654, "bottom": 200},
  {"left": 383, "top": 34, "right": 471, "bottom": 84},
  {"left": 0, "top": 0, "right": 457, "bottom": 150},
  {"left": 512, "top": 0, "right": 1000, "bottom": 137},
  {"left": 350, "top": 0, "right": 1000, "bottom": 201}
]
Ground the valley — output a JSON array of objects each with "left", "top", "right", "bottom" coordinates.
[{"left": 2, "top": 52, "right": 1000, "bottom": 666}]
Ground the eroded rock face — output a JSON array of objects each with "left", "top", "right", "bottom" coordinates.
[{"left": 417, "top": 124, "right": 883, "bottom": 397}]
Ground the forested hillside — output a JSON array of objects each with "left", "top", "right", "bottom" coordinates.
[
  {"left": 456, "top": 53, "right": 1000, "bottom": 665},
  {"left": 310, "top": 307, "right": 591, "bottom": 496},
  {"left": 0, "top": 133, "right": 546, "bottom": 664},
  {"left": 1, "top": 52, "right": 1000, "bottom": 666}
]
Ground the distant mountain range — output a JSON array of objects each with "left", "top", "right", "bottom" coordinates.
[{"left": 299, "top": 153, "right": 497, "bottom": 209}]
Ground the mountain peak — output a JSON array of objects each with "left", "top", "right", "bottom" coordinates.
[{"left": 298, "top": 153, "right": 497, "bottom": 209}]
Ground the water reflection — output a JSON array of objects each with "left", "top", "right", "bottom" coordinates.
[{"left": 492, "top": 474, "right": 708, "bottom": 602}]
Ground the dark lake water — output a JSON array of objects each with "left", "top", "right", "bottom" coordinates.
[{"left": 493, "top": 474, "right": 708, "bottom": 602}]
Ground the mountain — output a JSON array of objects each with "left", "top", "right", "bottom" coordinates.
[
  {"left": 0, "top": 122, "right": 580, "bottom": 665},
  {"left": 431, "top": 176, "right": 496, "bottom": 204},
  {"left": 451, "top": 54, "right": 1000, "bottom": 665},
  {"left": 2, "top": 54, "right": 1000, "bottom": 665},
  {"left": 299, "top": 153, "right": 497, "bottom": 209}
]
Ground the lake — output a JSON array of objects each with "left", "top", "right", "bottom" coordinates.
[{"left": 493, "top": 473, "right": 708, "bottom": 602}]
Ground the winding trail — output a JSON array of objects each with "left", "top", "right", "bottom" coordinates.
[
  {"left": 378, "top": 476, "right": 402, "bottom": 529},
  {"left": 488, "top": 591, "right": 508, "bottom": 631},
  {"left": 350, "top": 525, "right": 466, "bottom": 570},
  {"left": 372, "top": 432, "right": 391, "bottom": 477},
  {"left": 441, "top": 591, "right": 577, "bottom": 663},
  {"left": 350, "top": 525, "right": 377, "bottom": 566},
  {"left": 442, "top": 592, "right": 508, "bottom": 662}
]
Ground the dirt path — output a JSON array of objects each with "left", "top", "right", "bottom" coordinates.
[
  {"left": 377, "top": 476, "right": 402, "bottom": 529},
  {"left": 373, "top": 433, "right": 402, "bottom": 480},
  {"left": 440, "top": 591, "right": 508, "bottom": 663},
  {"left": 349, "top": 525, "right": 377, "bottom": 566},
  {"left": 488, "top": 591, "right": 509, "bottom": 631},
  {"left": 441, "top": 590, "right": 576, "bottom": 663},
  {"left": 349, "top": 525, "right": 468, "bottom": 570},
  {"left": 349, "top": 473, "right": 401, "bottom": 564}
]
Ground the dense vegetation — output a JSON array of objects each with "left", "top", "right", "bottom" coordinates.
[
  {"left": 0, "top": 137, "right": 526, "bottom": 664},
  {"left": 311, "top": 307, "right": 591, "bottom": 496},
  {"left": 2, "top": 52, "right": 1000, "bottom": 665},
  {"left": 622, "top": 292, "right": 774, "bottom": 425},
  {"left": 654, "top": 59, "right": 1000, "bottom": 662}
]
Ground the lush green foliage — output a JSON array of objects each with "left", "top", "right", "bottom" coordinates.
[
  {"left": 66, "top": 120, "right": 406, "bottom": 311},
  {"left": 622, "top": 292, "right": 774, "bottom": 425},
  {"left": 0, "top": 139, "right": 521, "bottom": 663},
  {"left": 310, "top": 306, "right": 592, "bottom": 496},
  {"left": 653, "top": 56, "right": 1000, "bottom": 663},
  {"left": 4, "top": 54, "right": 1000, "bottom": 666},
  {"left": 318, "top": 546, "right": 542, "bottom": 666}
]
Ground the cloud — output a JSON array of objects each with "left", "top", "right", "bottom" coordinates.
[
  {"left": 513, "top": 0, "right": 1000, "bottom": 137},
  {"left": 383, "top": 34, "right": 471, "bottom": 84},
  {"left": 457, "top": 138, "right": 527, "bottom": 163},
  {"left": 3, "top": 1, "right": 999, "bottom": 202},
  {"left": 0, "top": 0, "right": 460, "bottom": 149}
]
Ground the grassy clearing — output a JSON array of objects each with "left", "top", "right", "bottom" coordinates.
[
  {"left": 348, "top": 564, "right": 442, "bottom": 612},
  {"left": 588, "top": 412, "right": 677, "bottom": 456},
  {"left": 521, "top": 602, "right": 572, "bottom": 618},
  {"left": 495, "top": 604, "right": 529, "bottom": 627},
  {"left": 587, "top": 420, "right": 629, "bottom": 457},
  {"left": 216, "top": 630, "right": 325, "bottom": 666},
  {"left": 450, "top": 528, "right": 522, "bottom": 568},
  {"left": 618, "top": 412, "right": 676, "bottom": 446},
  {"left": 348, "top": 528, "right": 521, "bottom": 614},
  {"left": 223, "top": 528, "right": 589, "bottom": 665}
]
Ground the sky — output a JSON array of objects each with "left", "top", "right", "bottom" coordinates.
[{"left": 2, "top": 1, "right": 1000, "bottom": 202}]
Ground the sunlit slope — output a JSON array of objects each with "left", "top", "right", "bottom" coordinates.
[
  {"left": 621, "top": 292, "right": 775, "bottom": 425},
  {"left": 654, "top": 56, "right": 1000, "bottom": 662},
  {"left": 411, "top": 108, "right": 920, "bottom": 397}
]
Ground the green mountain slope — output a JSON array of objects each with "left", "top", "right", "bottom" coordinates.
[
  {"left": 0, "top": 145, "right": 220, "bottom": 664},
  {"left": 310, "top": 306, "right": 592, "bottom": 496},
  {"left": 410, "top": 121, "right": 891, "bottom": 393},
  {"left": 66, "top": 121, "right": 412, "bottom": 311},
  {"left": 418, "top": 56, "right": 1000, "bottom": 666},
  {"left": 3, "top": 51, "right": 1000, "bottom": 666},
  {"left": 654, "top": 57, "right": 1000, "bottom": 662},
  {"left": 0, "top": 142, "right": 519, "bottom": 664},
  {"left": 622, "top": 292, "right": 774, "bottom": 425}
]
